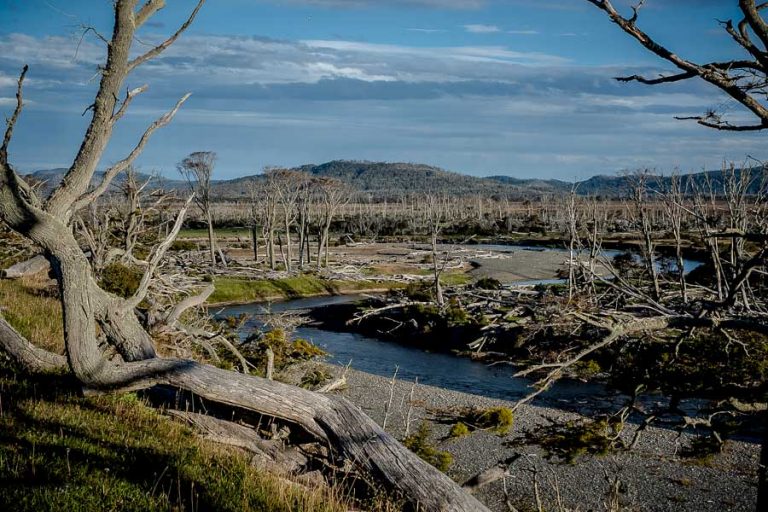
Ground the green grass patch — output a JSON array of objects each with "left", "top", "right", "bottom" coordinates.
[
  {"left": 209, "top": 275, "right": 397, "bottom": 304},
  {"left": 0, "top": 277, "right": 64, "bottom": 354},
  {"left": 0, "top": 367, "right": 349, "bottom": 512}
]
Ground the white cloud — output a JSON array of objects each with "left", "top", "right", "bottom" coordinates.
[
  {"left": 507, "top": 30, "right": 539, "bottom": 35},
  {"left": 407, "top": 28, "right": 447, "bottom": 33},
  {"left": 464, "top": 24, "right": 501, "bottom": 34}
]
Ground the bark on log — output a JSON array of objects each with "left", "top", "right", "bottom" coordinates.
[{"left": 2, "top": 255, "right": 49, "bottom": 279}]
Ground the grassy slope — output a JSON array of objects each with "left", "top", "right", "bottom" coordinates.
[
  {"left": 0, "top": 278, "right": 369, "bottom": 512},
  {"left": 0, "top": 368, "right": 349, "bottom": 512}
]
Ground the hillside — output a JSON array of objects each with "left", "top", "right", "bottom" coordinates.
[{"left": 25, "top": 161, "right": 765, "bottom": 201}]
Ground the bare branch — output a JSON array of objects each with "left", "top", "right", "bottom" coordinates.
[
  {"left": 71, "top": 93, "right": 191, "bottom": 213},
  {"left": 135, "top": 0, "right": 166, "bottom": 28},
  {"left": 112, "top": 84, "right": 148, "bottom": 123},
  {"left": 1, "top": 65, "right": 28, "bottom": 165},
  {"left": 125, "top": 194, "right": 194, "bottom": 310},
  {"left": 128, "top": 0, "right": 205, "bottom": 72},
  {"left": 674, "top": 115, "right": 768, "bottom": 131},
  {"left": 615, "top": 71, "right": 695, "bottom": 85},
  {"left": 739, "top": 0, "right": 768, "bottom": 52},
  {"left": 587, "top": 0, "right": 768, "bottom": 129}
]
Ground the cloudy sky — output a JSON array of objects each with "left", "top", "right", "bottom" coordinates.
[{"left": 0, "top": 0, "right": 764, "bottom": 180}]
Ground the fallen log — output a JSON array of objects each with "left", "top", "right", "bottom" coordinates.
[
  {"left": 0, "top": 322, "right": 489, "bottom": 511},
  {"left": 2, "top": 254, "right": 49, "bottom": 279}
]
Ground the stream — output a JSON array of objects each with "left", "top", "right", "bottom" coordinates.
[{"left": 214, "top": 245, "right": 707, "bottom": 414}]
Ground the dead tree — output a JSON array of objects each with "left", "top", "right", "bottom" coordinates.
[
  {"left": 423, "top": 193, "right": 450, "bottom": 306},
  {"left": 659, "top": 172, "right": 689, "bottom": 303},
  {"left": 316, "top": 177, "right": 350, "bottom": 270},
  {"left": 265, "top": 168, "right": 306, "bottom": 272},
  {"left": 586, "top": 0, "right": 768, "bottom": 131},
  {"left": 627, "top": 171, "right": 661, "bottom": 300},
  {"left": 178, "top": 151, "right": 222, "bottom": 267},
  {"left": 0, "top": 3, "right": 486, "bottom": 510}
]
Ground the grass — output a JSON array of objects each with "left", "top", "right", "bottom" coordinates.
[
  {"left": 0, "top": 276, "right": 64, "bottom": 354},
  {"left": 178, "top": 228, "right": 252, "bottom": 240},
  {"left": 0, "top": 277, "right": 395, "bottom": 511},
  {"left": 0, "top": 366, "right": 351, "bottom": 512},
  {"left": 208, "top": 275, "right": 396, "bottom": 304}
]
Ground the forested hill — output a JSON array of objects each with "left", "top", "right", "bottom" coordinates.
[{"left": 25, "top": 161, "right": 764, "bottom": 201}]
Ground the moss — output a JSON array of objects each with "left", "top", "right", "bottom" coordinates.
[
  {"left": 170, "top": 240, "right": 197, "bottom": 251},
  {"left": 448, "top": 422, "right": 470, "bottom": 438},
  {"left": 402, "top": 422, "right": 453, "bottom": 472}
]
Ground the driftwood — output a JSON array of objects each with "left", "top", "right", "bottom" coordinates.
[
  {"left": 167, "top": 410, "right": 308, "bottom": 473},
  {"left": 2, "top": 254, "right": 49, "bottom": 279}
]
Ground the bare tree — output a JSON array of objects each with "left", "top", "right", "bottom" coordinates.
[
  {"left": 586, "top": 0, "right": 768, "bottom": 131},
  {"left": 424, "top": 194, "right": 450, "bottom": 306},
  {"left": 316, "top": 177, "right": 350, "bottom": 270},
  {"left": 659, "top": 172, "right": 689, "bottom": 303},
  {"left": 0, "top": 3, "right": 485, "bottom": 509},
  {"left": 178, "top": 151, "right": 221, "bottom": 267},
  {"left": 627, "top": 171, "right": 661, "bottom": 300}
]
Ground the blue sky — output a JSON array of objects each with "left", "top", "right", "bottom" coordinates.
[{"left": 0, "top": 0, "right": 763, "bottom": 180}]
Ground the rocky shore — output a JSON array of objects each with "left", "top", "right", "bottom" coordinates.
[{"left": 291, "top": 362, "right": 760, "bottom": 511}]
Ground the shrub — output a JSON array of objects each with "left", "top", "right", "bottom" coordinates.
[
  {"left": 402, "top": 422, "right": 453, "bottom": 472},
  {"left": 474, "top": 277, "right": 502, "bottom": 290},
  {"left": 448, "top": 422, "right": 470, "bottom": 438},
  {"left": 514, "top": 417, "right": 624, "bottom": 464},
  {"left": 300, "top": 368, "right": 332, "bottom": 390},
  {"left": 99, "top": 262, "right": 142, "bottom": 298},
  {"left": 244, "top": 329, "right": 327, "bottom": 373},
  {"left": 468, "top": 407, "right": 514, "bottom": 435}
]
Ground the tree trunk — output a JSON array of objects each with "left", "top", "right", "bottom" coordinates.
[
  {"left": 206, "top": 209, "right": 216, "bottom": 267},
  {"left": 251, "top": 225, "right": 259, "bottom": 263}
]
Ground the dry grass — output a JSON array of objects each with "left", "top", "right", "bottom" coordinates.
[{"left": 0, "top": 276, "right": 64, "bottom": 354}]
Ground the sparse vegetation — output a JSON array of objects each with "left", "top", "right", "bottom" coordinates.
[{"left": 402, "top": 421, "right": 453, "bottom": 472}]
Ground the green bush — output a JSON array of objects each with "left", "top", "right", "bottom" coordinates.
[
  {"left": 468, "top": 407, "right": 514, "bottom": 435},
  {"left": 99, "top": 262, "right": 142, "bottom": 298},
  {"left": 244, "top": 329, "right": 327, "bottom": 373},
  {"left": 402, "top": 422, "right": 453, "bottom": 472},
  {"left": 448, "top": 422, "right": 470, "bottom": 438},
  {"left": 300, "top": 368, "right": 332, "bottom": 390}
]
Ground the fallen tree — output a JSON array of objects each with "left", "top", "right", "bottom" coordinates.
[{"left": 0, "top": 2, "right": 487, "bottom": 510}]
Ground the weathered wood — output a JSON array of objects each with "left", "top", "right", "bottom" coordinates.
[
  {"left": 167, "top": 410, "right": 308, "bottom": 473},
  {"left": 0, "top": 317, "right": 67, "bottom": 373},
  {"left": 2, "top": 255, "right": 49, "bottom": 279}
]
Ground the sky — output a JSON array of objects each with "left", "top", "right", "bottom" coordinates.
[{"left": 0, "top": 0, "right": 764, "bottom": 181}]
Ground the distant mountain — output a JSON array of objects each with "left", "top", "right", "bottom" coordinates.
[
  {"left": 25, "top": 161, "right": 765, "bottom": 201},
  {"left": 24, "top": 168, "right": 188, "bottom": 196}
]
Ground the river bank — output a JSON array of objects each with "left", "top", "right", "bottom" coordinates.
[{"left": 283, "top": 362, "right": 760, "bottom": 512}]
